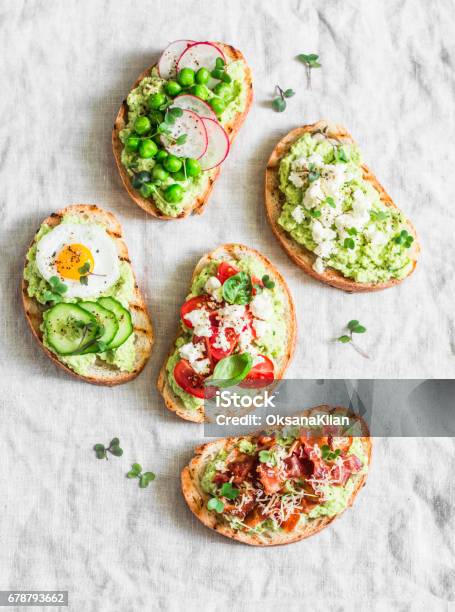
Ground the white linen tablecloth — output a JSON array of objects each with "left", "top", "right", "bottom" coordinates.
[{"left": 1, "top": 0, "right": 454, "bottom": 609}]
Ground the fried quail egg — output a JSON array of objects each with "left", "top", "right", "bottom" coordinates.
[{"left": 36, "top": 223, "right": 120, "bottom": 298}]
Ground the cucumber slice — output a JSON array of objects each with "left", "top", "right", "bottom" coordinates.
[
  {"left": 43, "top": 303, "right": 100, "bottom": 356},
  {"left": 78, "top": 301, "right": 119, "bottom": 353},
  {"left": 97, "top": 297, "right": 133, "bottom": 349}
]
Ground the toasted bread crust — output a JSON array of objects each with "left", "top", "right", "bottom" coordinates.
[
  {"left": 181, "top": 405, "right": 372, "bottom": 546},
  {"left": 157, "top": 243, "right": 296, "bottom": 423},
  {"left": 265, "top": 120, "right": 419, "bottom": 292},
  {"left": 21, "top": 204, "right": 154, "bottom": 386},
  {"left": 112, "top": 42, "right": 253, "bottom": 220}
]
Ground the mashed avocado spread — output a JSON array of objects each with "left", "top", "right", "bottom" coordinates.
[
  {"left": 277, "top": 132, "right": 414, "bottom": 283},
  {"left": 120, "top": 60, "right": 247, "bottom": 217},
  {"left": 166, "top": 256, "right": 287, "bottom": 411},
  {"left": 24, "top": 215, "right": 136, "bottom": 375}
]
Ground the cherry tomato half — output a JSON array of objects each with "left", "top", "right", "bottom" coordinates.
[
  {"left": 180, "top": 295, "right": 216, "bottom": 328},
  {"left": 216, "top": 262, "right": 239, "bottom": 284},
  {"left": 173, "top": 359, "right": 205, "bottom": 398},
  {"left": 240, "top": 355, "right": 274, "bottom": 389},
  {"left": 207, "top": 327, "right": 238, "bottom": 362}
]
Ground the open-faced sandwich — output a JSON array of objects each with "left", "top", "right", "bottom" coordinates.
[
  {"left": 113, "top": 40, "right": 253, "bottom": 219},
  {"left": 265, "top": 120, "right": 419, "bottom": 292},
  {"left": 182, "top": 405, "right": 371, "bottom": 546},
  {"left": 22, "top": 204, "right": 153, "bottom": 385},
  {"left": 157, "top": 244, "right": 296, "bottom": 422}
]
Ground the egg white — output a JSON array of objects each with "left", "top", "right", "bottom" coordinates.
[{"left": 36, "top": 223, "right": 120, "bottom": 299}]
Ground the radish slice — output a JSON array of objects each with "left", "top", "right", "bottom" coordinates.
[
  {"left": 161, "top": 109, "right": 208, "bottom": 159},
  {"left": 171, "top": 94, "right": 217, "bottom": 121},
  {"left": 198, "top": 118, "right": 230, "bottom": 170},
  {"left": 177, "top": 42, "right": 226, "bottom": 74},
  {"left": 158, "top": 40, "right": 196, "bottom": 79}
]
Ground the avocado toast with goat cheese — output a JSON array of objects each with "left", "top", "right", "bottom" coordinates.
[
  {"left": 265, "top": 120, "right": 419, "bottom": 291},
  {"left": 182, "top": 405, "right": 371, "bottom": 546},
  {"left": 22, "top": 204, "right": 153, "bottom": 385},
  {"left": 157, "top": 244, "right": 296, "bottom": 422},
  {"left": 113, "top": 40, "right": 253, "bottom": 219}
]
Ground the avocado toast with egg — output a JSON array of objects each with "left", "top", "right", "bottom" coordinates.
[
  {"left": 22, "top": 204, "right": 154, "bottom": 385},
  {"left": 113, "top": 40, "right": 253, "bottom": 219},
  {"left": 265, "top": 120, "right": 419, "bottom": 291},
  {"left": 157, "top": 244, "right": 296, "bottom": 422},
  {"left": 182, "top": 405, "right": 371, "bottom": 546}
]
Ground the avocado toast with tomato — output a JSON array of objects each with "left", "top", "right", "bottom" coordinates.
[
  {"left": 182, "top": 405, "right": 371, "bottom": 546},
  {"left": 22, "top": 204, "right": 154, "bottom": 385},
  {"left": 157, "top": 244, "right": 296, "bottom": 422},
  {"left": 113, "top": 40, "right": 253, "bottom": 219}
]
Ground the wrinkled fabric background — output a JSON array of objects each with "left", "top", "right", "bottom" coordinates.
[{"left": 1, "top": 1, "right": 454, "bottom": 610}]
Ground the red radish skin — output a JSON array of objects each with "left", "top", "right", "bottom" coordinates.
[
  {"left": 199, "top": 118, "right": 230, "bottom": 171},
  {"left": 177, "top": 41, "right": 226, "bottom": 74},
  {"left": 158, "top": 40, "right": 195, "bottom": 79},
  {"left": 161, "top": 109, "right": 208, "bottom": 160},
  {"left": 171, "top": 94, "right": 217, "bottom": 121}
]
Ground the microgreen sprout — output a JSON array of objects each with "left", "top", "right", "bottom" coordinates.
[
  {"left": 207, "top": 497, "right": 224, "bottom": 513},
  {"left": 93, "top": 437, "right": 123, "bottom": 460},
  {"left": 127, "top": 463, "right": 156, "bottom": 488},
  {"left": 337, "top": 320, "right": 369, "bottom": 359},
  {"left": 220, "top": 482, "right": 239, "bottom": 500},
  {"left": 272, "top": 85, "right": 295, "bottom": 112},
  {"left": 297, "top": 53, "right": 321, "bottom": 88},
  {"left": 394, "top": 229, "right": 414, "bottom": 248},
  {"left": 321, "top": 445, "right": 341, "bottom": 462},
  {"left": 42, "top": 276, "right": 68, "bottom": 304},
  {"left": 261, "top": 274, "right": 275, "bottom": 290}
]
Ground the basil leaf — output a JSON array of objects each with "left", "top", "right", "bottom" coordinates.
[
  {"left": 211, "top": 353, "right": 253, "bottom": 388},
  {"left": 222, "top": 272, "right": 253, "bottom": 305}
]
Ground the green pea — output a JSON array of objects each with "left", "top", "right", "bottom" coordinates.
[
  {"left": 165, "top": 80, "right": 182, "bottom": 97},
  {"left": 221, "top": 72, "right": 232, "bottom": 84},
  {"left": 132, "top": 170, "right": 151, "bottom": 188},
  {"left": 140, "top": 183, "right": 155, "bottom": 198},
  {"left": 177, "top": 67, "right": 195, "bottom": 88},
  {"left": 149, "top": 110, "right": 164, "bottom": 125},
  {"left": 195, "top": 67, "right": 210, "bottom": 85},
  {"left": 155, "top": 149, "right": 169, "bottom": 162},
  {"left": 215, "top": 57, "right": 225, "bottom": 69},
  {"left": 190, "top": 84, "right": 209, "bottom": 101},
  {"left": 211, "top": 68, "right": 224, "bottom": 81},
  {"left": 125, "top": 136, "right": 140, "bottom": 152},
  {"left": 209, "top": 97, "right": 226, "bottom": 116},
  {"left": 152, "top": 164, "right": 169, "bottom": 181},
  {"left": 147, "top": 92, "right": 167, "bottom": 110},
  {"left": 213, "top": 82, "right": 231, "bottom": 98},
  {"left": 164, "top": 155, "right": 183, "bottom": 173},
  {"left": 172, "top": 169, "right": 186, "bottom": 182},
  {"left": 133, "top": 116, "right": 151, "bottom": 135},
  {"left": 185, "top": 158, "right": 201, "bottom": 177},
  {"left": 138, "top": 139, "right": 158, "bottom": 159},
  {"left": 164, "top": 184, "right": 184, "bottom": 203},
  {"left": 153, "top": 134, "right": 163, "bottom": 146}
]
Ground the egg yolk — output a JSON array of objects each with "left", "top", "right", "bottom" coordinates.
[{"left": 55, "top": 243, "right": 94, "bottom": 280}]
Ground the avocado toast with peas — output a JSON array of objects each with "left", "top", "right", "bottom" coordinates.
[
  {"left": 265, "top": 120, "right": 419, "bottom": 291},
  {"left": 113, "top": 40, "right": 253, "bottom": 219},
  {"left": 22, "top": 204, "right": 154, "bottom": 385},
  {"left": 157, "top": 244, "right": 296, "bottom": 423}
]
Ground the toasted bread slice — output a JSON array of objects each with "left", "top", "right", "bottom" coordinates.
[
  {"left": 113, "top": 42, "right": 253, "bottom": 220},
  {"left": 265, "top": 120, "right": 419, "bottom": 292},
  {"left": 182, "top": 405, "right": 372, "bottom": 546},
  {"left": 157, "top": 243, "right": 296, "bottom": 423},
  {"left": 22, "top": 204, "right": 154, "bottom": 386}
]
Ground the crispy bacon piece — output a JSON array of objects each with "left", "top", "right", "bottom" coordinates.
[
  {"left": 223, "top": 498, "right": 254, "bottom": 518},
  {"left": 283, "top": 455, "right": 314, "bottom": 478},
  {"left": 344, "top": 454, "right": 362, "bottom": 473},
  {"left": 329, "top": 436, "right": 353, "bottom": 453},
  {"left": 244, "top": 506, "right": 266, "bottom": 528},
  {"left": 228, "top": 454, "right": 255, "bottom": 485},
  {"left": 213, "top": 473, "right": 230, "bottom": 486},
  {"left": 257, "top": 434, "right": 275, "bottom": 448},
  {"left": 281, "top": 511, "right": 301, "bottom": 532},
  {"left": 256, "top": 464, "right": 282, "bottom": 495}
]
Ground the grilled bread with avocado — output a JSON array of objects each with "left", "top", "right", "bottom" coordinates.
[
  {"left": 265, "top": 120, "right": 419, "bottom": 292},
  {"left": 182, "top": 405, "right": 371, "bottom": 546},
  {"left": 22, "top": 204, "right": 154, "bottom": 385},
  {"left": 113, "top": 40, "right": 253, "bottom": 219},
  {"left": 157, "top": 244, "right": 296, "bottom": 423}
]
